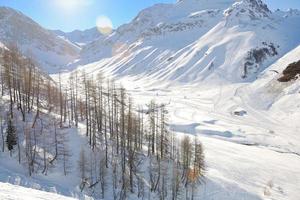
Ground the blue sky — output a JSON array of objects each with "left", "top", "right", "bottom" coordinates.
[{"left": 0, "top": 0, "right": 299, "bottom": 32}]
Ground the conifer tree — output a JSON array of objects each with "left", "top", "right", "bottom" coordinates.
[{"left": 6, "top": 118, "right": 17, "bottom": 155}]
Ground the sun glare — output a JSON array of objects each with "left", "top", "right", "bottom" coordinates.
[
  {"left": 54, "top": 0, "right": 93, "bottom": 13},
  {"left": 96, "top": 16, "right": 113, "bottom": 35}
]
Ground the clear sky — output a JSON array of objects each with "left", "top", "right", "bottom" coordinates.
[{"left": 0, "top": 0, "right": 299, "bottom": 32}]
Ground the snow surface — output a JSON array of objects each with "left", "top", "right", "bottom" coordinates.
[{"left": 0, "top": 182, "right": 76, "bottom": 200}]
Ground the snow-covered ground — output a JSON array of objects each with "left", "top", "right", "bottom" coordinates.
[
  {"left": 0, "top": 110, "right": 93, "bottom": 199},
  {"left": 0, "top": 182, "right": 76, "bottom": 200}
]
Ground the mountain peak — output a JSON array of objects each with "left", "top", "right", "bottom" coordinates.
[
  {"left": 177, "top": 0, "right": 234, "bottom": 3},
  {"left": 243, "top": 0, "right": 270, "bottom": 13},
  {"left": 224, "top": 0, "right": 271, "bottom": 20},
  {"left": 176, "top": 0, "right": 236, "bottom": 10}
]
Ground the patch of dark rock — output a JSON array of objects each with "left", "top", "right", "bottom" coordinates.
[
  {"left": 233, "top": 110, "right": 247, "bottom": 116},
  {"left": 167, "top": 57, "right": 173, "bottom": 62},
  {"left": 269, "top": 70, "right": 279, "bottom": 74},
  {"left": 278, "top": 60, "right": 300, "bottom": 82},
  {"left": 242, "top": 42, "right": 278, "bottom": 78}
]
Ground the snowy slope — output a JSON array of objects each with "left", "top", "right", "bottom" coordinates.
[
  {"left": 77, "top": 0, "right": 300, "bottom": 84},
  {"left": 0, "top": 107, "right": 93, "bottom": 200},
  {"left": 237, "top": 45, "right": 300, "bottom": 124},
  {"left": 0, "top": 7, "right": 80, "bottom": 73},
  {"left": 0, "top": 182, "right": 76, "bottom": 200},
  {"left": 79, "top": 0, "right": 234, "bottom": 66}
]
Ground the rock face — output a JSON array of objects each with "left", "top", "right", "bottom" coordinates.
[
  {"left": 224, "top": 0, "right": 271, "bottom": 21},
  {"left": 0, "top": 7, "right": 80, "bottom": 73},
  {"left": 278, "top": 60, "right": 300, "bottom": 82}
]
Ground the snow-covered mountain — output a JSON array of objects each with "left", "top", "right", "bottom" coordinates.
[
  {"left": 53, "top": 27, "right": 103, "bottom": 47},
  {"left": 1, "top": 1, "right": 300, "bottom": 200},
  {"left": 1, "top": 0, "right": 299, "bottom": 82},
  {"left": 77, "top": 0, "right": 300, "bottom": 84},
  {"left": 0, "top": 7, "right": 80, "bottom": 73}
]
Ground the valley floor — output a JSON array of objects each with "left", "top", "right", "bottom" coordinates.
[{"left": 119, "top": 78, "right": 300, "bottom": 200}]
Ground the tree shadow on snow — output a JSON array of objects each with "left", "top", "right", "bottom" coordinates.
[{"left": 169, "top": 123, "right": 238, "bottom": 138}]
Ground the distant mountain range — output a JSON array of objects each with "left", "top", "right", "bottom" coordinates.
[
  {"left": 0, "top": 0, "right": 300, "bottom": 82},
  {"left": 53, "top": 27, "right": 103, "bottom": 47}
]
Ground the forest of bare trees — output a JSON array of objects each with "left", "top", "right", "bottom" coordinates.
[{"left": 0, "top": 45, "right": 205, "bottom": 200}]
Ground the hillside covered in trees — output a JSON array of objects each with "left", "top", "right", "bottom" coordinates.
[{"left": 0, "top": 45, "right": 205, "bottom": 200}]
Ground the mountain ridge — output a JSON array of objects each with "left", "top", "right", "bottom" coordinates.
[
  {"left": 0, "top": 6, "right": 80, "bottom": 73},
  {"left": 53, "top": 27, "right": 103, "bottom": 46}
]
